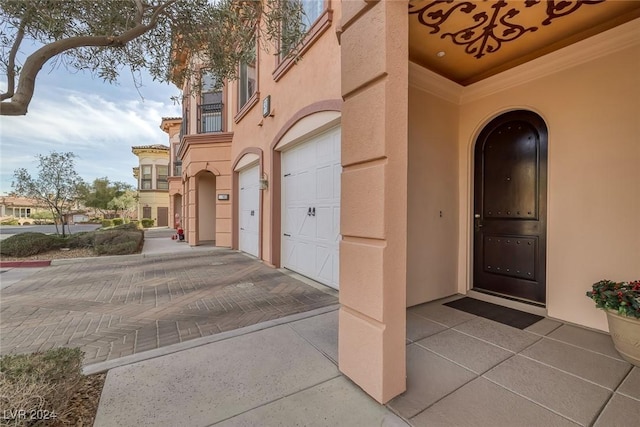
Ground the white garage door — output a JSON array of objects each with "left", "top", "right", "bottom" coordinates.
[
  {"left": 282, "top": 126, "right": 341, "bottom": 289},
  {"left": 239, "top": 164, "right": 260, "bottom": 257}
]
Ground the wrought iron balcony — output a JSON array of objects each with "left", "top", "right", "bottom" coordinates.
[{"left": 198, "top": 102, "right": 224, "bottom": 133}]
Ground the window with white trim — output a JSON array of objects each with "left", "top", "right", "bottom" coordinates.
[
  {"left": 141, "top": 165, "right": 152, "bottom": 190},
  {"left": 157, "top": 165, "right": 168, "bottom": 190}
]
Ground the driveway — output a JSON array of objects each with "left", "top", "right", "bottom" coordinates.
[{"left": 0, "top": 250, "right": 337, "bottom": 366}]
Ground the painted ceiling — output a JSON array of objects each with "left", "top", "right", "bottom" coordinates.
[{"left": 409, "top": 0, "right": 640, "bottom": 85}]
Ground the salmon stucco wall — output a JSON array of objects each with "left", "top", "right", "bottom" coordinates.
[
  {"left": 227, "top": 0, "right": 342, "bottom": 267},
  {"left": 180, "top": 139, "right": 232, "bottom": 246},
  {"left": 457, "top": 26, "right": 640, "bottom": 331},
  {"left": 407, "top": 88, "right": 460, "bottom": 306}
]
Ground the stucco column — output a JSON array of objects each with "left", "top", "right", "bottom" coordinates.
[
  {"left": 338, "top": 0, "right": 408, "bottom": 403},
  {"left": 187, "top": 176, "right": 198, "bottom": 245}
]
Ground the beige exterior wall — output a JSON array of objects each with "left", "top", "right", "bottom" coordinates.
[
  {"left": 133, "top": 149, "right": 170, "bottom": 226},
  {"left": 410, "top": 19, "right": 640, "bottom": 332},
  {"left": 161, "top": 118, "right": 184, "bottom": 229},
  {"left": 407, "top": 89, "right": 460, "bottom": 306}
]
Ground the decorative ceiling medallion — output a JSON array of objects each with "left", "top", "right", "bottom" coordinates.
[{"left": 409, "top": 0, "right": 606, "bottom": 59}]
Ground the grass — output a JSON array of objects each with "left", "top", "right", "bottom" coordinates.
[{"left": 0, "top": 348, "right": 105, "bottom": 426}]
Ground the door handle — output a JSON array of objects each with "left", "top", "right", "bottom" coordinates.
[
  {"left": 307, "top": 207, "right": 312, "bottom": 216},
  {"left": 312, "top": 207, "right": 316, "bottom": 217}
]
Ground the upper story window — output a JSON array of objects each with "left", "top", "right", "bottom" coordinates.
[
  {"left": 300, "top": 0, "right": 324, "bottom": 30},
  {"left": 238, "top": 48, "right": 257, "bottom": 111},
  {"left": 141, "top": 165, "right": 152, "bottom": 190},
  {"left": 157, "top": 165, "right": 169, "bottom": 190},
  {"left": 199, "top": 70, "right": 223, "bottom": 133},
  {"left": 281, "top": 0, "right": 325, "bottom": 56},
  {"left": 274, "top": 0, "right": 331, "bottom": 81}
]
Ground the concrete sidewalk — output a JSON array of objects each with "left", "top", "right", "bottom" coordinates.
[{"left": 94, "top": 308, "right": 407, "bottom": 427}]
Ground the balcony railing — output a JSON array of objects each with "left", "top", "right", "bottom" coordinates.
[{"left": 198, "top": 103, "right": 224, "bottom": 133}]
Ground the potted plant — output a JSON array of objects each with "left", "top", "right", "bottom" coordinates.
[{"left": 587, "top": 279, "right": 640, "bottom": 367}]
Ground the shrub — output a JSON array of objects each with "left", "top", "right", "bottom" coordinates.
[
  {"left": 21, "top": 221, "right": 32, "bottom": 225},
  {"left": 112, "top": 218, "right": 124, "bottom": 226},
  {"left": 65, "top": 232, "right": 95, "bottom": 249},
  {"left": 0, "top": 347, "right": 84, "bottom": 426},
  {"left": 140, "top": 218, "right": 154, "bottom": 228},
  {"left": 0, "top": 233, "right": 60, "bottom": 257},
  {"left": 1, "top": 218, "right": 19, "bottom": 225},
  {"left": 101, "top": 219, "right": 114, "bottom": 228},
  {"left": 93, "top": 229, "right": 143, "bottom": 255},
  {"left": 112, "top": 222, "right": 142, "bottom": 231}
]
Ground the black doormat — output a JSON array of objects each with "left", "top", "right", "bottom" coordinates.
[{"left": 444, "top": 297, "right": 543, "bottom": 330}]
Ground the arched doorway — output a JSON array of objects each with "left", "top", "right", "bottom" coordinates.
[
  {"left": 197, "top": 171, "right": 216, "bottom": 244},
  {"left": 173, "top": 194, "right": 182, "bottom": 228},
  {"left": 473, "top": 110, "right": 548, "bottom": 304}
]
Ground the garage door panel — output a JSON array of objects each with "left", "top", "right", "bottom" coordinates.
[
  {"left": 297, "top": 212, "right": 315, "bottom": 239},
  {"left": 239, "top": 165, "right": 260, "bottom": 258},
  {"left": 284, "top": 206, "right": 303, "bottom": 235},
  {"left": 282, "top": 126, "right": 341, "bottom": 289},
  {"left": 333, "top": 206, "right": 340, "bottom": 242},
  {"left": 315, "top": 245, "right": 332, "bottom": 283},
  {"left": 315, "top": 134, "right": 333, "bottom": 163},
  {"left": 333, "top": 164, "right": 341, "bottom": 198},
  {"left": 316, "top": 165, "right": 334, "bottom": 200},
  {"left": 316, "top": 207, "right": 332, "bottom": 241}
]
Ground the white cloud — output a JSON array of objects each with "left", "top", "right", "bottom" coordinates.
[{"left": 0, "top": 76, "right": 181, "bottom": 193}]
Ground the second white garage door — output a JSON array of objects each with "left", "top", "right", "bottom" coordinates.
[
  {"left": 282, "top": 126, "right": 340, "bottom": 289},
  {"left": 239, "top": 164, "right": 260, "bottom": 258}
]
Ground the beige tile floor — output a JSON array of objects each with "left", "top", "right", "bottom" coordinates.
[{"left": 390, "top": 298, "right": 640, "bottom": 427}]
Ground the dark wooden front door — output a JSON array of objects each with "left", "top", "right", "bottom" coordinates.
[
  {"left": 473, "top": 110, "right": 548, "bottom": 304},
  {"left": 157, "top": 207, "right": 169, "bottom": 227}
]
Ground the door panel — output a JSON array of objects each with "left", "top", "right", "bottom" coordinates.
[
  {"left": 473, "top": 111, "right": 547, "bottom": 303},
  {"left": 282, "top": 126, "right": 341, "bottom": 289},
  {"left": 157, "top": 207, "right": 169, "bottom": 227},
  {"left": 239, "top": 165, "right": 260, "bottom": 257}
]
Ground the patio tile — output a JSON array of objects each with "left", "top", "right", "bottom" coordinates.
[
  {"left": 485, "top": 355, "right": 611, "bottom": 426},
  {"left": 94, "top": 325, "right": 340, "bottom": 426},
  {"left": 289, "top": 310, "right": 338, "bottom": 364},
  {"left": 547, "top": 324, "right": 622, "bottom": 360},
  {"left": 216, "top": 376, "right": 408, "bottom": 426},
  {"left": 411, "top": 377, "right": 579, "bottom": 427},
  {"left": 594, "top": 393, "right": 640, "bottom": 427},
  {"left": 406, "top": 312, "right": 448, "bottom": 343},
  {"left": 387, "top": 344, "right": 476, "bottom": 419},
  {"left": 453, "top": 317, "right": 541, "bottom": 352},
  {"left": 525, "top": 318, "right": 563, "bottom": 336},
  {"left": 521, "top": 337, "right": 632, "bottom": 390},
  {"left": 618, "top": 367, "right": 640, "bottom": 400},
  {"left": 416, "top": 329, "right": 513, "bottom": 374},
  {"left": 408, "top": 303, "right": 476, "bottom": 327}
]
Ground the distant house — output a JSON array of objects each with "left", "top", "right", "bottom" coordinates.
[
  {"left": 0, "top": 196, "right": 47, "bottom": 221},
  {"left": 131, "top": 144, "right": 170, "bottom": 227}
]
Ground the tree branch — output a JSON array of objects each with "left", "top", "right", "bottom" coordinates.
[
  {"left": 0, "top": 15, "right": 28, "bottom": 101},
  {"left": 0, "top": 0, "right": 177, "bottom": 116}
]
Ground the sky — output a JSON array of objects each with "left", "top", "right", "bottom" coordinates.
[{"left": 0, "top": 48, "right": 182, "bottom": 195}]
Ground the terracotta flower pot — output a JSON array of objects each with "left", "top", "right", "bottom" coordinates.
[{"left": 606, "top": 310, "right": 640, "bottom": 367}]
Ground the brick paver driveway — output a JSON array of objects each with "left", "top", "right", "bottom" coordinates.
[{"left": 0, "top": 250, "right": 337, "bottom": 365}]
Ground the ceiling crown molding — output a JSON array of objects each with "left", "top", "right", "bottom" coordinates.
[
  {"left": 461, "top": 17, "right": 640, "bottom": 104},
  {"left": 409, "top": 61, "right": 463, "bottom": 104},
  {"left": 409, "top": 17, "right": 639, "bottom": 105}
]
